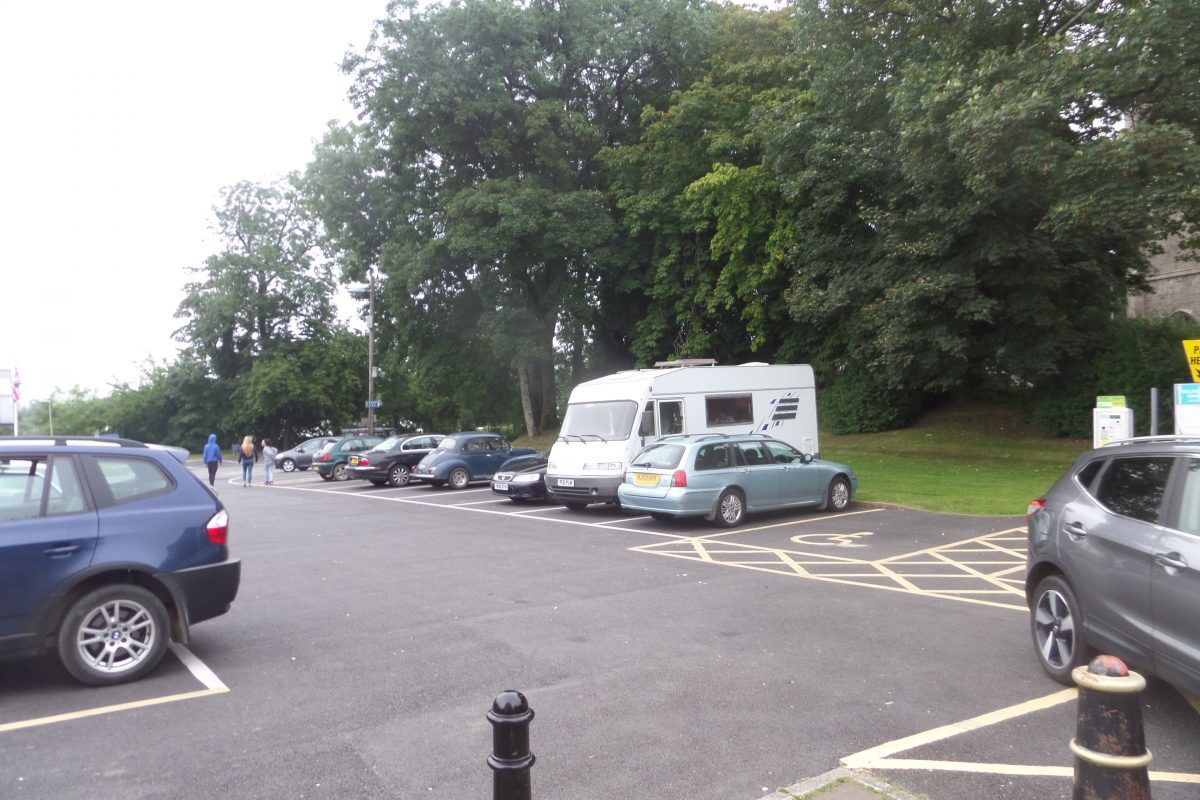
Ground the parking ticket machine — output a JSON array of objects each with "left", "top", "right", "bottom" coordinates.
[{"left": 1093, "top": 396, "right": 1134, "bottom": 448}]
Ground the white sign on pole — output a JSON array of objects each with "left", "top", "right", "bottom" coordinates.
[
  {"left": 0, "top": 368, "right": 12, "bottom": 426},
  {"left": 1174, "top": 383, "right": 1200, "bottom": 435}
]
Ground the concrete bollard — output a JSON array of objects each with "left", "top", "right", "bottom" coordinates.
[
  {"left": 1070, "top": 655, "right": 1152, "bottom": 800},
  {"left": 487, "top": 690, "right": 535, "bottom": 800}
]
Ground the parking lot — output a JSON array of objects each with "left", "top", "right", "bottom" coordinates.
[{"left": 1, "top": 462, "right": 1197, "bottom": 800}]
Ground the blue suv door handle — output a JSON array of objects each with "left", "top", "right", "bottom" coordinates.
[
  {"left": 1154, "top": 552, "right": 1188, "bottom": 571},
  {"left": 1063, "top": 521, "right": 1087, "bottom": 540},
  {"left": 43, "top": 544, "right": 82, "bottom": 558}
]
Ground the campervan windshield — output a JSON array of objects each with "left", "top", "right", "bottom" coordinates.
[{"left": 560, "top": 401, "right": 637, "bottom": 441}]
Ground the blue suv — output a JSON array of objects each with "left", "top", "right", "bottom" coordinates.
[{"left": 0, "top": 437, "right": 240, "bottom": 685}]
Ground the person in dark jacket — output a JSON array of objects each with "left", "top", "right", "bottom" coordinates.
[{"left": 202, "top": 434, "right": 222, "bottom": 487}]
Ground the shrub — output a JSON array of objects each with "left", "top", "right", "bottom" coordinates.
[
  {"left": 820, "top": 368, "right": 922, "bottom": 434},
  {"left": 1032, "top": 316, "right": 1199, "bottom": 437}
]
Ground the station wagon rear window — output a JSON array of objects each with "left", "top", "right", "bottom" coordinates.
[
  {"left": 630, "top": 443, "right": 685, "bottom": 470},
  {"left": 561, "top": 401, "right": 638, "bottom": 440}
]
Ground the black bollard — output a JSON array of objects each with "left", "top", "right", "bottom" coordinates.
[
  {"left": 487, "top": 690, "right": 535, "bottom": 800},
  {"left": 1070, "top": 655, "right": 1152, "bottom": 800}
]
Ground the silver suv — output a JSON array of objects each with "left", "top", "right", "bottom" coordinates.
[{"left": 1026, "top": 436, "right": 1199, "bottom": 695}]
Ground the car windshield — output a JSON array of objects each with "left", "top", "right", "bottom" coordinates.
[
  {"left": 630, "top": 443, "right": 685, "bottom": 470},
  {"left": 374, "top": 436, "right": 403, "bottom": 450},
  {"left": 560, "top": 401, "right": 638, "bottom": 440},
  {"left": 437, "top": 438, "right": 457, "bottom": 451}
]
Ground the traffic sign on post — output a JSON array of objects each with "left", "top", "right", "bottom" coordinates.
[{"left": 365, "top": 400, "right": 383, "bottom": 409}]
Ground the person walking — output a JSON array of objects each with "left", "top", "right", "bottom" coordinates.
[
  {"left": 262, "top": 438, "right": 278, "bottom": 485},
  {"left": 202, "top": 434, "right": 222, "bottom": 487},
  {"left": 238, "top": 435, "right": 258, "bottom": 486}
]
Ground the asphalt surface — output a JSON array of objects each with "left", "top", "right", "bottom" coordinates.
[{"left": 1, "top": 462, "right": 1196, "bottom": 799}]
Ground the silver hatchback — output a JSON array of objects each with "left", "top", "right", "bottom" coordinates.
[
  {"left": 1026, "top": 437, "right": 1200, "bottom": 695},
  {"left": 617, "top": 434, "right": 856, "bottom": 526}
]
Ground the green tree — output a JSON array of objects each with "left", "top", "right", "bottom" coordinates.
[
  {"left": 767, "top": 0, "right": 1200, "bottom": 398},
  {"left": 313, "top": 0, "right": 714, "bottom": 435}
]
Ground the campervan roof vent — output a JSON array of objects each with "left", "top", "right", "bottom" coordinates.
[{"left": 653, "top": 358, "right": 717, "bottom": 368}]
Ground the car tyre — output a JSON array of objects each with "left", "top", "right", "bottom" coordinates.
[
  {"left": 57, "top": 584, "right": 170, "bottom": 686},
  {"left": 714, "top": 488, "right": 746, "bottom": 527},
  {"left": 280, "top": 459, "right": 296, "bottom": 473},
  {"left": 1031, "top": 575, "right": 1091, "bottom": 685},
  {"left": 388, "top": 464, "right": 411, "bottom": 487},
  {"left": 564, "top": 501, "right": 588, "bottom": 511},
  {"left": 319, "top": 472, "right": 333, "bottom": 481},
  {"left": 821, "top": 476, "right": 852, "bottom": 511},
  {"left": 331, "top": 463, "right": 348, "bottom": 481},
  {"left": 448, "top": 468, "right": 471, "bottom": 490}
]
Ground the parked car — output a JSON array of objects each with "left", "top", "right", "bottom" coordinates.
[
  {"left": 313, "top": 435, "right": 385, "bottom": 481},
  {"left": 1026, "top": 436, "right": 1200, "bottom": 696},
  {"left": 491, "top": 451, "right": 549, "bottom": 502},
  {"left": 274, "top": 436, "right": 338, "bottom": 473},
  {"left": 347, "top": 433, "right": 445, "bottom": 487},
  {"left": 0, "top": 436, "right": 240, "bottom": 686},
  {"left": 410, "top": 432, "right": 536, "bottom": 489},
  {"left": 616, "top": 434, "right": 856, "bottom": 526}
]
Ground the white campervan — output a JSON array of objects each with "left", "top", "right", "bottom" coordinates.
[{"left": 546, "top": 361, "right": 818, "bottom": 509}]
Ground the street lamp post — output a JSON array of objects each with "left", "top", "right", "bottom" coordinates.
[{"left": 366, "top": 269, "right": 376, "bottom": 437}]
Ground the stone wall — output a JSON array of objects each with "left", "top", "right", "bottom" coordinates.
[{"left": 1127, "top": 237, "right": 1200, "bottom": 320}]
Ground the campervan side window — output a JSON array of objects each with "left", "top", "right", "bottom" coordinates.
[
  {"left": 561, "top": 400, "right": 638, "bottom": 440},
  {"left": 705, "top": 395, "right": 753, "bottom": 426}
]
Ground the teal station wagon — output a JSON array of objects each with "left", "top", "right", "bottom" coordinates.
[{"left": 617, "top": 434, "right": 856, "bottom": 526}]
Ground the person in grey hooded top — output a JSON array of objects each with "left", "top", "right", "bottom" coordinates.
[{"left": 202, "top": 434, "right": 222, "bottom": 487}]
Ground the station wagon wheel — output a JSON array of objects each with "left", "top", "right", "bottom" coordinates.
[
  {"left": 388, "top": 464, "right": 411, "bottom": 487},
  {"left": 714, "top": 488, "right": 746, "bottom": 528},
  {"left": 331, "top": 463, "right": 348, "bottom": 481},
  {"left": 448, "top": 468, "right": 471, "bottom": 490},
  {"left": 280, "top": 458, "right": 296, "bottom": 472},
  {"left": 57, "top": 584, "right": 169, "bottom": 686},
  {"left": 1031, "top": 576, "right": 1090, "bottom": 685},
  {"left": 823, "top": 476, "right": 851, "bottom": 511}
]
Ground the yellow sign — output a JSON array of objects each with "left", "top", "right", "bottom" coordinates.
[{"left": 1184, "top": 340, "right": 1200, "bottom": 383}]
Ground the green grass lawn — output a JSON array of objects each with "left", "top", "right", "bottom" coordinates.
[
  {"left": 821, "top": 404, "right": 1089, "bottom": 516},
  {"left": 515, "top": 403, "right": 1091, "bottom": 516}
]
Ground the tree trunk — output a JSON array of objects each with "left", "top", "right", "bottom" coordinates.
[
  {"left": 518, "top": 365, "right": 539, "bottom": 438},
  {"left": 537, "top": 321, "right": 559, "bottom": 430}
]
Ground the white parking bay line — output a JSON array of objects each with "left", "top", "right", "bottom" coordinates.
[
  {"left": 169, "top": 642, "right": 228, "bottom": 690},
  {"left": 272, "top": 483, "right": 689, "bottom": 539},
  {"left": 0, "top": 646, "right": 228, "bottom": 734},
  {"left": 454, "top": 499, "right": 513, "bottom": 506}
]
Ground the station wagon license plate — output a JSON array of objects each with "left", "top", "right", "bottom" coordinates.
[
  {"left": 633, "top": 472, "right": 659, "bottom": 486},
  {"left": 556, "top": 478, "right": 574, "bottom": 487},
  {"left": 494, "top": 482, "right": 508, "bottom": 491}
]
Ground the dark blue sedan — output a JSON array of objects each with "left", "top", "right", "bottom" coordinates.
[{"left": 410, "top": 432, "right": 536, "bottom": 490}]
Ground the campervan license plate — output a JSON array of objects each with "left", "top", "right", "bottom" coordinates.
[
  {"left": 633, "top": 472, "right": 660, "bottom": 486},
  {"left": 556, "top": 478, "right": 574, "bottom": 487}
]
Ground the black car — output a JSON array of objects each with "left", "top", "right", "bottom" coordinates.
[
  {"left": 491, "top": 452, "right": 549, "bottom": 502},
  {"left": 347, "top": 434, "right": 444, "bottom": 487}
]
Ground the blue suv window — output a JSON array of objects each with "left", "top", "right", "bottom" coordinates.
[
  {"left": 0, "top": 456, "right": 87, "bottom": 522},
  {"left": 92, "top": 456, "right": 174, "bottom": 506}
]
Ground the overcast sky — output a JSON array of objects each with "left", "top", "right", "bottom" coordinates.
[{"left": 0, "top": 0, "right": 388, "bottom": 403}]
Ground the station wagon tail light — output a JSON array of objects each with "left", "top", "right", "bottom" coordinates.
[
  {"left": 1026, "top": 499, "right": 1045, "bottom": 522},
  {"left": 318, "top": 452, "right": 330, "bottom": 462},
  {"left": 206, "top": 509, "right": 229, "bottom": 545},
  {"left": 671, "top": 470, "right": 688, "bottom": 488}
]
